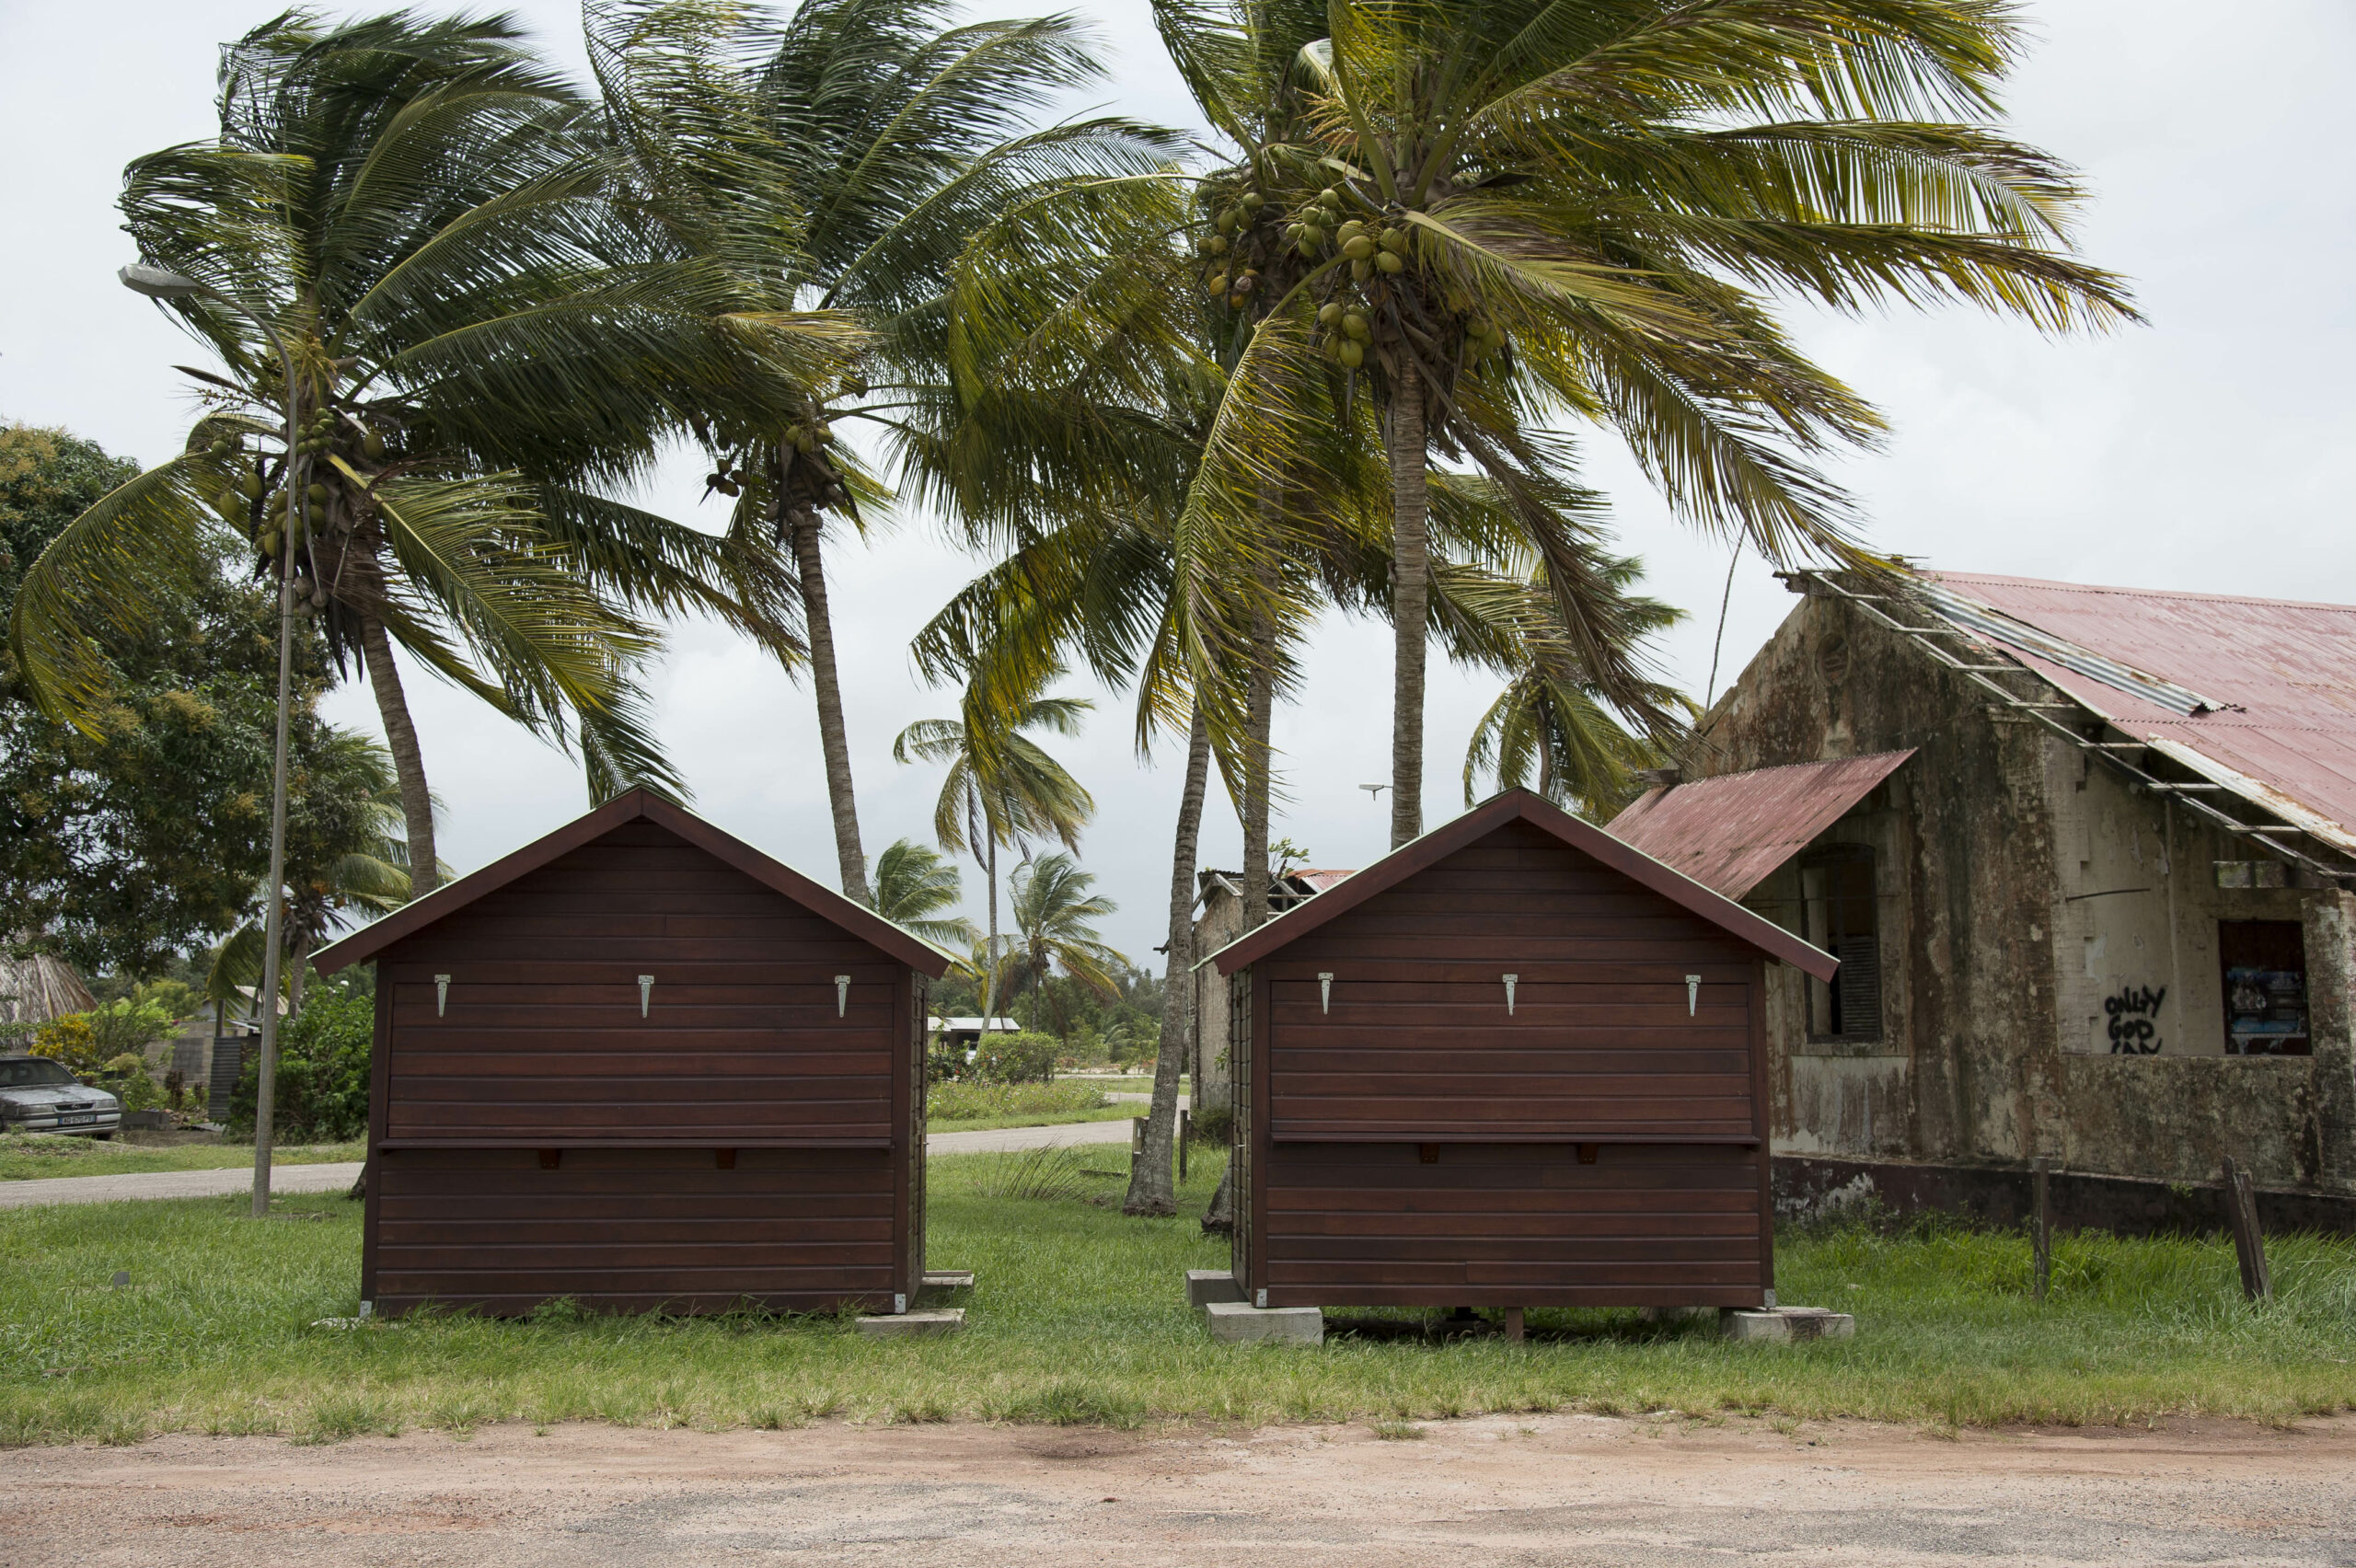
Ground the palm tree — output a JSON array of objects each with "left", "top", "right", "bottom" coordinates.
[
  {"left": 1461, "top": 559, "right": 1691, "bottom": 818},
  {"left": 12, "top": 11, "right": 844, "bottom": 892},
  {"left": 206, "top": 728, "right": 432, "bottom": 1014},
  {"left": 1163, "top": 0, "right": 2138, "bottom": 847},
  {"left": 869, "top": 838, "right": 980, "bottom": 949},
  {"left": 1005, "top": 852, "right": 1126, "bottom": 1038},
  {"left": 591, "top": 0, "right": 1172, "bottom": 905},
  {"left": 893, "top": 690, "right": 1094, "bottom": 1029}
]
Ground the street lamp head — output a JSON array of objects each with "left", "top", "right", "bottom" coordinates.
[
  {"left": 118, "top": 262, "right": 209, "bottom": 300},
  {"left": 1359, "top": 783, "right": 1389, "bottom": 801}
]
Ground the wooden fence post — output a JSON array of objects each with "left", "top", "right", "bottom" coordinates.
[
  {"left": 2222, "top": 1156, "right": 2271, "bottom": 1302},
  {"left": 1179, "top": 1108, "right": 1190, "bottom": 1181},
  {"left": 2031, "top": 1157, "right": 2051, "bottom": 1305}
]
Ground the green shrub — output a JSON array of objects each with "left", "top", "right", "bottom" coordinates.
[
  {"left": 971, "top": 1030, "right": 1060, "bottom": 1084},
  {"left": 93, "top": 1053, "right": 167, "bottom": 1113},
  {"left": 1186, "top": 1104, "right": 1233, "bottom": 1147},
  {"left": 927, "top": 1080, "right": 1106, "bottom": 1122},
  {"left": 227, "top": 992, "right": 370, "bottom": 1143}
]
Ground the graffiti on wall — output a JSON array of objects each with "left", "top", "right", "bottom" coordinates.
[{"left": 2105, "top": 984, "right": 2166, "bottom": 1055}]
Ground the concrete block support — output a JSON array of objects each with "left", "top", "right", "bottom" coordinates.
[
  {"left": 1203, "top": 1301, "right": 1322, "bottom": 1344},
  {"left": 922, "top": 1271, "right": 976, "bottom": 1290},
  {"left": 855, "top": 1308, "right": 964, "bottom": 1338},
  {"left": 1724, "top": 1306, "right": 1854, "bottom": 1343},
  {"left": 1186, "top": 1269, "right": 1243, "bottom": 1308}
]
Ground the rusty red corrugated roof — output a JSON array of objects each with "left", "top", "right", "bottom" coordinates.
[
  {"left": 1923, "top": 572, "right": 2356, "bottom": 855},
  {"left": 1292, "top": 868, "right": 1356, "bottom": 893},
  {"left": 1605, "top": 752, "right": 1915, "bottom": 899}
]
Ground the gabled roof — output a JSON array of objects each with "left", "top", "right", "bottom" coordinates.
[
  {"left": 1201, "top": 789, "right": 1836, "bottom": 979},
  {"left": 1606, "top": 751, "right": 1915, "bottom": 899},
  {"left": 312, "top": 789, "right": 957, "bottom": 977},
  {"left": 1918, "top": 571, "right": 2356, "bottom": 856}
]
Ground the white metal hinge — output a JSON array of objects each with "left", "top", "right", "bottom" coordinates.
[
  {"left": 1503, "top": 974, "right": 1518, "bottom": 1015},
  {"left": 836, "top": 974, "right": 851, "bottom": 1017},
  {"left": 434, "top": 975, "right": 450, "bottom": 1017},
  {"left": 1318, "top": 972, "right": 1334, "bottom": 1014},
  {"left": 639, "top": 974, "right": 654, "bottom": 1018},
  {"left": 1686, "top": 974, "right": 1701, "bottom": 1016}
]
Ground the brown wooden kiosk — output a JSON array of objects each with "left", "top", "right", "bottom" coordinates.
[
  {"left": 311, "top": 789, "right": 955, "bottom": 1318},
  {"left": 1201, "top": 789, "right": 1835, "bottom": 1322}
]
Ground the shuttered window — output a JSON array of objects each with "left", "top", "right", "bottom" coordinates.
[{"left": 1800, "top": 847, "right": 1881, "bottom": 1042}]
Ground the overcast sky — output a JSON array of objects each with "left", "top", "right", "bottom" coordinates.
[{"left": 3, "top": 1, "right": 2350, "bottom": 963}]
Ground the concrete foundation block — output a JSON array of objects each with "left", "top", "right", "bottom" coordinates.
[
  {"left": 1203, "top": 1301, "right": 1322, "bottom": 1344},
  {"left": 1186, "top": 1269, "right": 1243, "bottom": 1308},
  {"left": 855, "top": 1308, "right": 964, "bottom": 1338},
  {"left": 1723, "top": 1306, "right": 1854, "bottom": 1343},
  {"left": 922, "top": 1270, "right": 975, "bottom": 1290}
]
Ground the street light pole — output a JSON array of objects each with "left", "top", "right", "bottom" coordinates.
[{"left": 120, "top": 263, "right": 302, "bottom": 1219}]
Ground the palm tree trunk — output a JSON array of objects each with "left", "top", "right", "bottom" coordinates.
[
  {"left": 980, "top": 833, "right": 1000, "bottom": 1030},
  {"left": 287, "top": 927, "right": 310, "bottom": 1016},
  {"left": 1125, "top": 706, "right": 1210, "bottom": 1217},
  {"left": 1206, "top": 582, "right": 1280, "bottom": 1235},
  {"left": 351, "top": 580, "right": 434, "bottom": 1211},
  {"left": 355, "top": 599, "right": 439, "bottom": 899},
  {"left": 1385, "top": 360, "right": 1430, "bottom": 849},
  {"left": 792, "top": 512, "right": 870, "bottom": 905}
]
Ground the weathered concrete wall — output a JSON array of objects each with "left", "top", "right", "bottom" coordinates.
[
  {"left": 1692, "top": 591, "right": 2066, "bottom": 1170},
  {"left": 1191, "top": 890, "right": 1242, "bottom": 1113},
  {"left": 1700, "top": 587, "right": 2356, "bottom": 1196}
]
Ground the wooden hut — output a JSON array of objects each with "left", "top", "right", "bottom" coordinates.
[
  {"left": 311, "top": 789, "right": 954, "bottom": 1318},
  {"left": 1201, "top": 790, "right": 1835, "bottom": 1318}
]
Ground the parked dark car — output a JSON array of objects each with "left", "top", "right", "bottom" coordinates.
[{"left": 0, "top": 1054, "right": 121, "bottom": 1137}]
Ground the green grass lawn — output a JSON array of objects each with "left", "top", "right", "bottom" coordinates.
[
  {"left": 0, "top": 1137, "right": 366, "bottom": 1183},
  {"left": 2, "top": 1148, "right": 2351, "bottom": 1447}
]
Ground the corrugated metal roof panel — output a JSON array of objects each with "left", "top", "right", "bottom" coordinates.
[
  {"left": 1604, "top": 752, "right": 1916, "bottom": 900},
  {"left": 1923, "top": 573, "right": 2356, "bottom": 854}
]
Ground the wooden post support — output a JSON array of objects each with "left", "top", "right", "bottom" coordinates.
[
  {"left": 2223, "top": 1156, "right": 2272, "bottom": 1301},
  {"left": 1132, "top": 1115, "right": 1147, "bottom": 1158},
  {"left": 1502, "top": 1307, "right": 1525, "bottom": 1343},
  {"left": 1179, "top": 1108, "right": 1190, "bottom": 1181},
  {"left": 2031, "top": 1157, "right": 2051, "bottom": 1304}
]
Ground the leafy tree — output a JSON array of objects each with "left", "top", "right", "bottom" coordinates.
[
  {"left": 1004, "top": 851, "right": 1126, "bottom": 1038},
  {"left": 0, "top": 424, "right": 358, "bottom": 975},
  {"left": 11, "top": 11, "right": 843, "bottom": 894},
  {"left": 870, "top": 838, "right": 979, "bottom": 949}
]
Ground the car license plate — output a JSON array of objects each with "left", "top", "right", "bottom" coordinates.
[{"left": 57, "top": 1113, "right": 95, "bottom": 1126}]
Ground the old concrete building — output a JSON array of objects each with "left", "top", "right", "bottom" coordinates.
[
  {"left": 1188, "top": 866, "right": 1353, "bottom": 1113},
  {"left": 1609, "top": 570, "right": 2356, "bottom": 1228}
]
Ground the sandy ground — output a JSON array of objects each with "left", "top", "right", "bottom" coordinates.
[
  {"left": 5, "top": 1413, "right": 2351, "bottom": 1566},
  {"left": 0, "top": 1121, "right": 1138, "bottom": 1209}
]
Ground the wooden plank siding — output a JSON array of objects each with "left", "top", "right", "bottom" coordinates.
[
  {"left": 1233, "top": 812, "right": 1781, "bottom": 1309},
  {"left": 354, "top": 815, "right": 933, "bottom": 1318}
]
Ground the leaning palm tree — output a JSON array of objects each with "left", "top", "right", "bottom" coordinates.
[
  {"left": 591, "top": 0, "right": 1172, "bottom": 904},
  {"left": 1005, "top": 851, "right": 1126, "bottom": 1038},
  {"left": 869, "top": 838, "right": 980, "bottom": 949},
  {"left": 1163, "top": 0, "right": 2139, "bottom": 846},
  {"left": 13, "top": 11, "right": 845, "bottom": 892},
  {"left": 893, "top": 690, "right": 1094, "bottom": 1029}
]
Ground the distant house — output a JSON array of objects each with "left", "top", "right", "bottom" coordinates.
[
  {"left": 928, "top": 1015, "right": 1021, "bottom": 1055},
  {"left": 1190, "top": 866, "right": 1354, "bottom": 1112},
  {"left": 1607, "top": 569, "right": 2356, "bottom": 1230}
]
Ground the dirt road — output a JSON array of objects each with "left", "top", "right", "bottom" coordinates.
[{"left": 6, "top": 1412, "right": 2350, "bottom": 1566}]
